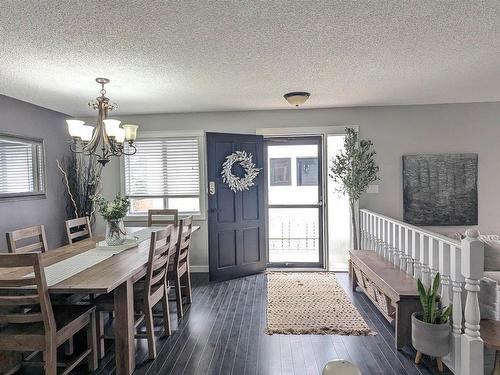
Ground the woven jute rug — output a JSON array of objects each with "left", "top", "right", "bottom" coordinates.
[{"left": 266, "top": 272, "right": 375, "bottom": 335}]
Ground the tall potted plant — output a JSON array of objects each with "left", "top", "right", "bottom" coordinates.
[
  {"left": 329, "top": 128, "right": 379, "bottom": 249},
  {"left": 412, "top": 273, "right": 452, "bottom": 372},
  {"left": 95, "top": 195, "right": 130, "bottom": 246}
]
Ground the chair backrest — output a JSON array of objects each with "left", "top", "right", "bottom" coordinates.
[
  {"left": 6, "top": 225, "right": 48, "bottom": 254},
  {"left": 174, "top": 217, "right": 193, "bottom": 271},
  {"left": 0, "top": 253, "right": 56, "bottom": 334},
  {"left": 65, "top": 216, "right": 92, "bottom": 244},
  {"left": 144, "top": 226, "right": 173, "bottom": 299},
  {"left": 147, "top": 209, "right": 178, "bottom": 227}
]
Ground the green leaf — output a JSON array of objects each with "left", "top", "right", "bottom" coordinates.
[
  {"left": 417, "top": 279, "right": 429, "bottom": 319},
  {"left": 432, "top": 272, "right": 441, "bottom": 295},
  {"left": 440, "top": 305, "right": 453, "bottom": 323}
]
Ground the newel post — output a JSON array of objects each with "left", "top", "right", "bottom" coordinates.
[{"left": 460, "top": 229, "right": 484, "bottom": 375}]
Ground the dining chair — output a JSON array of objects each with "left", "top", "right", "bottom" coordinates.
[
  {"left": 0, "top": 252, "right": 98, "bottom": 375},
  {"left": 168, "top": 216, "right": 194, "bottom": 318},
  {"left": 94, "top": 226, "right": 173, "bottom": 359},
  {"left": 147, "top": 208, "right": 179, "bottom": 227},
  {"left": 6, "top": 225, "right": 48, "bottom": 254},
  {"left": 65, "top": 216, "right": 93, "bottom": 244}
]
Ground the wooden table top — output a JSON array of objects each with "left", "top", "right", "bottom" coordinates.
[
  {"left": 0, "top": 226, "right": 199, "bottom": 295},
  {"left": 481, "top": 319, "right": 500, "bottom": 351},
  {"left": 350, "top": 250, "right": 420, "bottom": 300}
]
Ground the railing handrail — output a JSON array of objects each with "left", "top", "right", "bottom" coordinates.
[{"left": 360, "top": 208, "right": 461, "bottom": 247}]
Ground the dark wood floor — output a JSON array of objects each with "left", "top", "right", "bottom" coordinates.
[{"left": 18, "top": 272, "right": 495, "bottom": 375}]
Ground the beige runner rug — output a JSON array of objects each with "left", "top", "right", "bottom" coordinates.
[{"left": 266, "top": 272, "right": 375, "bottom": 335}]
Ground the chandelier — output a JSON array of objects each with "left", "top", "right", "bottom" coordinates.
[{"left": 66, "top": 78, "right": 139, "bottom": 166}]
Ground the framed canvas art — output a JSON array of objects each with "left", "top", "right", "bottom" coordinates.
[{"left": 402, "top": 153, "right": 478, "bottom": 226}]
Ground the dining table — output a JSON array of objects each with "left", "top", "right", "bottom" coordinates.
[{"left": 0, "top": 225, "right": 199, "bottom": 375}]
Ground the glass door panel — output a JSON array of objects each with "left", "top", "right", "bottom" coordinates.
[{"left": 266, "top": 137, "right": 323, "bottom": 267}]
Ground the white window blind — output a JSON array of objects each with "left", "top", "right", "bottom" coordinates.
[
  {"left": 124, "top": 138, "right": 200, "bottom": 197},
  {"left": 0, "top": 136, "right": 44, "bottom": 197}
]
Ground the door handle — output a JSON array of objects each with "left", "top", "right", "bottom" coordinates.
[{"left": 208, "top": 208, "right": 218, "bottom": 213}]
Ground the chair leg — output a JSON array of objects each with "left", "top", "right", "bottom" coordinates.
[
  {"left": 161, "top": 285, "right": 171, "bottom": 336},
  {"left": 174, "top": 275, "right": 183, "bottom": 318},
  {"left": 183, "top": 268, "right": 193, "bottom": 305},
  {"left": 87, "top": 311, "right": 99, "bottom": 371},
  {"left": 43, "top": 345, "right": 57, "bottom": 375},
  {"left": 96, "top": 311, "right": 106, "bottom": 359},
  {"left": 64, "top": 337, "right": 74, "bottom": 356},
  {"left": 144, "top": 303, "right": 157, "bottom": 359}
]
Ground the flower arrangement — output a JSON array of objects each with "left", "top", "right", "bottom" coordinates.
[
  {"left": 94, "top": 195, "right": 130, "bottom": 245},
  {"left": 94, "top": 195, "right": 130, "bottom": 221}
]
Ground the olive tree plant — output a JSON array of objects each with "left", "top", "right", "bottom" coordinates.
[{"left": 329, "top": 128, "right": 379, "bottom": 249}]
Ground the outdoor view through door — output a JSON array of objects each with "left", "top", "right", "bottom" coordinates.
[{"left": 266, "top": 137, "right": 323, "bottom": 267}]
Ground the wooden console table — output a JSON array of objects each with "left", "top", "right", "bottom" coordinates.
[{"left": 350, "top": 250, "right": 421, "bottom": 349}]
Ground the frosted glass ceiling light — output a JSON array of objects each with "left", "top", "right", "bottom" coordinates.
[{"left": 283, "top": 92, "right": 311, "bottom": 107}]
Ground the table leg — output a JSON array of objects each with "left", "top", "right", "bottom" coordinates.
[
  {"left": 493, "top": 350, "right": 500, "bottom": 375},
  {"left": 114, "top": 280, "right": 135, "bottom": 375}
]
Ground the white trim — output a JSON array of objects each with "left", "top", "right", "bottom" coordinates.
[
  {"left": 261, "top": 125, "right": 357, "bottom": 271},
  {"left": 120, "top": 131, "right": 207, "bottom": 221},
  {"left": 190, "top": 265, "right": 209, "bottom": 273},
  {"left": 138, "top": 129, "right": 204, "bottom": 138},
  {"left": 256, "top": 125, "right": 358, "bottom": 136}
]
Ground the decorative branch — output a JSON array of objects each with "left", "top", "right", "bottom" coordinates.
[
  {"left": 56, "top": 158, "right": 78, "bottom": 218},
  {"left": 329, "top": 128, "right": 380, "bottom": 249}
]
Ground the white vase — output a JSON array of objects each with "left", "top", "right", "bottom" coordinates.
[{"left": 105, "top": 219, "right": 126, "bottom": 246}]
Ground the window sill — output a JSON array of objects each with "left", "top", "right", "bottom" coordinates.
[{"left": 124, "top": 213, "right": 206, "bottom": 222}]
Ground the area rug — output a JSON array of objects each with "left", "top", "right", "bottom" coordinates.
[{"left": 266, "top": 272, "right": 375, "bottom": 336}]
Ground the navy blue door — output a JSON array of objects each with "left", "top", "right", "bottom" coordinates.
[{"left": 207, "top": 132, "right": 266, "bottom": 281}]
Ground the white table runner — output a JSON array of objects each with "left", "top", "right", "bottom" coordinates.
[{"left": 28, "top": 228, "right": 158, "bottom": 287}]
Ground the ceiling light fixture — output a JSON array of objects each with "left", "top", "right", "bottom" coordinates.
[
  {"left": 66, "top": 78, "right": 139, "bottom": 166},
  {"left": 283, "top": 91, "right": 311, "bottom": 107}
]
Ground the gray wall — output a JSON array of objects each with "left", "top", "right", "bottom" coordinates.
[
  {"left": 0, "top": 95, "right": 70, "bottom": 251},
  {"left": 95, "top": 101, "right": 500, "bottom": 270}
]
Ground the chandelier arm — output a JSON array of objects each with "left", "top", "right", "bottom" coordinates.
[{"left": 120, "top": 144, "right": 137, "bottom": 156}]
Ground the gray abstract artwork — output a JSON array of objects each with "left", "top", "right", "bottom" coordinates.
[{"left": 402, "top": 153, "right": 478, "bottom": 226}]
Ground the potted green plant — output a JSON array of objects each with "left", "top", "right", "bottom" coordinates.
[
  {"left": 329, "top": 128, "right": 379, "bottom": 249},
  {"left": 412, "top": 273, "right": 452, "bottom": 372},
  {"left": 95, "top": 195, "right": 130, "bottom": 246}
]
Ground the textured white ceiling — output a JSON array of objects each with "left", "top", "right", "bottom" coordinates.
[{"left": 0, "top": 1, "right": 499, "bottom": 116}]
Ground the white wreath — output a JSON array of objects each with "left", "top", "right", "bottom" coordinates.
[{"left": 221, "top": 151, "right": 260, "bottom": 192}]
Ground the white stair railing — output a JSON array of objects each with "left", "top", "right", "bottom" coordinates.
[{"left": 359, "top": 209, "right": 484, "bottom": 375}]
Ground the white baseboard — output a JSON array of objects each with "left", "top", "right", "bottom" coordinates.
[{"left": 190, "top": 265, "right": 209, "bottom": 273}]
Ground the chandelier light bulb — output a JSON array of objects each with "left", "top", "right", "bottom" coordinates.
[
  {"left": 115, "top": 127, "right": 126, "bottom": 143},
  {"left": 122, "top": 124, "right": 139, "bottom": 141},
  {"left": 66, "top": 119, "right": 85, "bottom": 138},
  {"left": 80, "top": 125, "right": 94, "bottom": 142},
  {"left": 103, "top": 119, "right": 121, "bottom": 138}
]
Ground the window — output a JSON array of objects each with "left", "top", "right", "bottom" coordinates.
[
  {"left": 123, "top": 137, "right": 201, "bottom": 215},
  {"left": 0, "top": 134, "right": 45, "bottom": 199}
]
